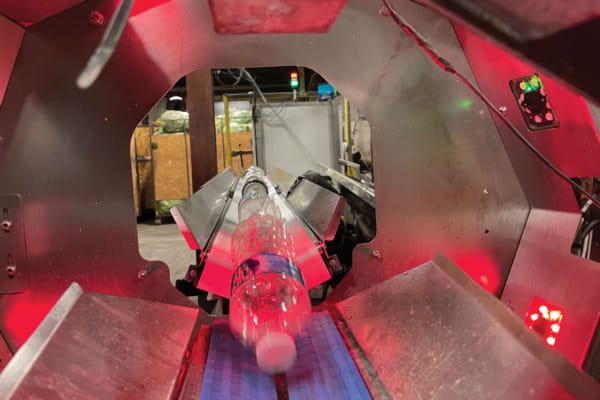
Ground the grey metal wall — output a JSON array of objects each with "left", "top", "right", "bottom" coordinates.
[{"left": 0, "top": 0, "right": 529, "bottom": 351}]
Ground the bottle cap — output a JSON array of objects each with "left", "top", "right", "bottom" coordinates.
[{"left": 255, "top": 332, "right": 297, "bottom": 374}]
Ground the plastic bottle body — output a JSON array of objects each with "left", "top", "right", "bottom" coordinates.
[
  {"left": 230, "top": 254, "right": 311, "bottom": 372},
  {"left": 229, "top": 170, "right": 310, "bottom": 373}
]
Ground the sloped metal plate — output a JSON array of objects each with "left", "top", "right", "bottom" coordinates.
[
  {"left": 334, "top": 255, "right": 600, "bottom": 399},
  {"left": 171, "top": 168, "right": 237, "bottom": 251},
  {"left": 287, "top": 178, "right": 345, "bottom": 241},
  {"left": 0, "top": 283, "right": 200, "bottom": 399}
]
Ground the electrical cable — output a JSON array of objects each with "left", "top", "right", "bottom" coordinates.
[
  {"left": 214, "top": 69, "right": 244, "bottom": 87},
  {"left": 77, "top": 0, "right": 134, "bottom": 89},
  {"left": 381, "top": 0, "right": 600, "bottom": 210},
  {"left": 241, "top": 68, "right": 269, "bottom": 104}
]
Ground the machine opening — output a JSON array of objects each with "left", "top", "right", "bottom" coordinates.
[{"left": 129, "top": 67, "right": 376, "bottom": 312}]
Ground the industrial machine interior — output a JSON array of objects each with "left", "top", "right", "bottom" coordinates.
[{"left": 1, "top": 0, "right": 600, "bottom": 398}]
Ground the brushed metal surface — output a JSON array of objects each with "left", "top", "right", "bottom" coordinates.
[
  {"left": 0, "top": 194, "right": 28, "bottom": 294},
  {"left": 501, "top": 209, "right": 600, "bottom": 368},
  {"left": 455, "top": 25, "right": 600, "bottom": 209},
  {"left": 287, "top": 178, "right": 346, "bottom": 241},
  {"left": 269, "top": 166, "right": 298, "bottom": 196},
  {"left": 334, "top": 255, "right": 600, "bottom": 399},
  {"left": 0, "top": 283, "right": 200, "bottom": 399},
  {"left": 331, "top": 0, "right": 529, "bottom": 300},
  {"left": 0, "top": 15, "right": 23, "bottom": 108},
  {"left": 0, "top": 0, "right": 528, "bottom": 351},
  {"left": 171, "top": 168, "right": 237, "bottom": 251}
]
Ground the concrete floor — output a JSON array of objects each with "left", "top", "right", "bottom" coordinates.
[{"left": 137, "top": 222, "right": 195, "bottom": 284}]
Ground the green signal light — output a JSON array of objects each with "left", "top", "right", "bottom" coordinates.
[
  {"left": 459, "top": 99, "right": 472, "bottom": 110},
  {"left": 290, "top": 72, "right": 299, "bottom": 90},
  {"left": 522, "top": 74, "right": 543, "bottom": 93}
]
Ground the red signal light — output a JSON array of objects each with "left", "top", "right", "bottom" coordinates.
[{"left": 525, "top": 297, "right": 564, "bottom": 348}]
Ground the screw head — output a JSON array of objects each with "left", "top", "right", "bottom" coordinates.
[
  {"left": 88, "top": 11, "right": 104, "bottom": 26},
  {"left": 370, "top": 250, "right": 382, "bottom": 259},
  {"left": 6, "top": 265, "right": 16, "bottom": 278},
  {"left": 498, "top": 106, "right": 508, "bottom": 115},
  {"left": 1, "top": 220, "right": 13, "bottom": 232},
  {"left": 137, "top": 269, "right": 148, "bottom": 280}
]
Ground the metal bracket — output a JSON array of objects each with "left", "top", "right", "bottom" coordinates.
[{"left": 0, "top": 194, "right": 28, "bottom": 294}]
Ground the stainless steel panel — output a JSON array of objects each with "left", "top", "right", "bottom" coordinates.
[
  {"left": 0, "top": 0, "right": 528, "bottom": 351},
  {"left": 0, "top": 283, "right": 200, "bottom": 399},
  {"left": 455, "top": 25, "right": 600, "bottom": 209},
  {"left": 269, "top": 166, "right": 298, "bottom": 196},
  {"left": 334, "top": 255, "right": 600, "bottom": 399},
  {"left": 171, "top": 168, "right": 237, "bottom": 251},
  {"left": 0, "top": 0, "right": 195, "bottom": 350},
  {"left": 0, "top": 194, "right": 28, "bottom": 294},
  {"left": 198, "top": 173, "right": 331, "bottom": 298},
  {"left": 287, "top": 178, "right": 345, "bottom": 241},
  {"left": 331, "top": 0, "right": 529, "bottom": 300},
  {"left": 0, "top": 15, "right": 23, "bottom": 108},
  {"left": 501, "top": 209, "right": 600, "bottom": 367},
  {"left": 256, "top": 102, "right": 339, "bottom": 176}
]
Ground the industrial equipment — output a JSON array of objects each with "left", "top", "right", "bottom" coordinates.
[{"left": 1, "top": 0, "right": 600, "bottom": 398}]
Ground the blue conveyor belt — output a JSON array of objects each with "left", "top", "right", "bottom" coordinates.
[
  {"left": 200, "top": 312, "right": 371, "bottom": 399},
  {"left": 287, "top": 311, "right": 371, "bottom": 400},
  {"left": 200, "top": 321, "right": 277, "bottom": 400}
]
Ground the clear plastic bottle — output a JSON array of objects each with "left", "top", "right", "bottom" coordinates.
[{"left": 229, "top": 172, "right": 311, "bottom": 374}]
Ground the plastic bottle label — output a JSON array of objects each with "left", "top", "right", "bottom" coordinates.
[{"left": 231, "top": 253, "right": 305, "bottom": 294}]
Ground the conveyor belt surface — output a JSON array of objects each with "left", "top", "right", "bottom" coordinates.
[{"left": 200, "top": 312, "right": 370, "bottom": 399}]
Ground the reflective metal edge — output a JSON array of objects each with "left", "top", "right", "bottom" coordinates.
[
  {"left": 198, "top": 173, "right": 331, "bottom": 298},
  {"left": 319, "top": 166, "right": 375, "bottom": 209},
  {"left": 171, "top": 168, "right": 237, "bottom": 251},
  {"left": 269, "top": 166, "right": 298, "bottom": 196},
  {"left": 0, "top": 282, "right": 83, "bottom": 399},
  {"left": 287, "top": 178, "right": 346, "bottom": 241}
]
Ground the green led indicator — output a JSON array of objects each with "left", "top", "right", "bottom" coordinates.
[
  {"left": 459, "top": 99, "right": 472, "bottom": 110},
  {"left": 522, "top": 74, "right": 543, "bottom": 93},
  {"left": 290, "top": 72, "right": 299, "bottom": 90}
]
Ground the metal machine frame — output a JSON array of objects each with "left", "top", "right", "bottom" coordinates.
[{"left": 0, "top": 0, "right": 599, "bottom": 397}]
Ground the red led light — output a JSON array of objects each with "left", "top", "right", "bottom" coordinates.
[
  {"left": 291, "top": 72, "right": 298, "bottom": 80},
  {"left": 525, "top": 297, "right": 564, "bottom": 348}
]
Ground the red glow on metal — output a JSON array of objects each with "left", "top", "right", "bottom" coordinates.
[
  {"left": 525, "top": 297, "right": 564, "bottom": 348},
  {"left": 207, "top": 0, "right": 348, "bottom": 34},
  {"left": 0, "top": 0, "right": 85, "bottom": 26},
  {"left": 3, "top": 291, "right": 59, "bottom": 347},
  {"left": 452, "top": 251, "right": 501, "bottom": 295},
  {"left": 131, "top": 0, "right": 170, "bottom": 16}
]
